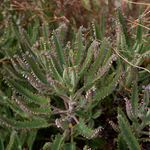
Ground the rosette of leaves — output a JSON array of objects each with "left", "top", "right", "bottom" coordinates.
[
  {"left": 115, "top": 8, "right": 150, "bottom": 89},
  {"left": 110, "top": 81, "right": 150, "bottom": 150},
  {"left": 0, "top": 17, "right": 123, "bottom": 149}
]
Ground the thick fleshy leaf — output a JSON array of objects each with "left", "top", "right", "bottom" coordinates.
[
  {"left": 131, "top": 82, "right": 139, "bottom": 117},
  {"left": 53, "top": 31, "right": 66, "bottom": 68},
  {"left": 118, "top": 115, "right": 141, "bottom": 150},
  {"left": 52, "top": 134, "right": 65, "bottom": 150},
  {"left": 0, "top": 116, "right": 49, "bottom": 129},
  {"left": 5, "top": 78, "right": 49, "bottom": 105}
]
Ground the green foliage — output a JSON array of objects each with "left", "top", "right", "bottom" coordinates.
[
  {"left": 5, "top": 131, "right": 16, "bottom": 150},
  {"left": 0, "top": 14, "right": 121, "bottom": 149},
  {"left": 118, "top": 134, "right": 128, "bottom": 150},
  {"left": 110, "top": 83, "right": 150, "bottom": 149},
  {"left": 116, "top": 8, "right": 150, "bottom": 89},
  {"left": 63, "top": 143, "right": 76, "bottom": 150},
  {"left": 0, "top": 129, "right": 24, "bottom": 150},
  {"left": 0, "top": 3, "right": 150, "bottom": 150},
  {"left": 75, "top": 118, "right": 102, "bottom": 139},
  {"left": 52, "top": 134, "right": 65, "bottom": 150},
  {"left": 0, "top": 116, "right": 49, "bottom": 129},
  {"left": 136, "top": 18, "right": 143, "bottom": 44},
  {"left": 118, "top": 114, "right": 141, "bottom": 150},
  {"left": 27, "top": 130, "right": 37, "bottom": 150},
  {"left": 0, "top": 137, "right": 4, "bottom": 150}
]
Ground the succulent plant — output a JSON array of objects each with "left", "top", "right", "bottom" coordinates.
[
  {"left": 1, "top": 4, "right": 150, "bottom": 149},
  {"left": 0, "top": 15, "right": 123, "bottom": 149}
]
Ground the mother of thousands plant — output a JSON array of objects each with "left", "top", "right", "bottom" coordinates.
[{"left": 0, "top": 15, "right": 123, "bottom": 149}]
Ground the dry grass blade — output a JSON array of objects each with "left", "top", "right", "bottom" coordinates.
[{"left": 123, "top": 0, "right": 150, "bottom": 6}]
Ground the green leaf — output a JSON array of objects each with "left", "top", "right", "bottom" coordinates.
[
  {"left": 15, "top": 55, "right": 30, "bottom": 71},
  {"left": 125, "top": 98, "right": 138, "bottom": 123},
  {"left": 118, "top": 134, "right": 128, "bottom": 150},
  {"left": 52, "top": 134, "right": 65, "bottom": 150},
  {"left": 6, "top": 131, "right": 16, "bottom": 150},
  {"left": 92, "top": 111, "right": 102, "bottom": 119},
  {"left": 79, "top": 43, "right": 94, "bottom": 78},
  {"left": 125, "top": 67, "right": 135, "bottom": 88},
  {"left": 43, "top": 22, "right": 49, "bottom": 41},
  {"left": 63, "top": 143, "right": 76, "bottom": 150},
  {"left": 63, "top": 66, "right": 71, "bottom": 86},
  {"left": 88, "top": 119, "right": 94, "bottom": 128},
  {"left": 48, "top": 56, "right": 63, "bottom": 82},
  {"left": 132, "top": 42, "right": 138, "bottom": 52},
  {"left": 141, "top": 109, "right": 150, "bottom": 129},
  {"left": 4, "top": 97, "right": 28, "bottom": 118},
  {"left": 85, "top": 54, "right": 117, "bottom": 85},
  {"left": 75, "top": 111, "right": 89, "bottom": 119},
  {"left": 94, "top": 20, "right": 102, "bottom": 41},
  {"left": 14, "top": 133, "right": 22, "bottom": 150},
  {"left": 136, "top": 18, "right": 143, "bottom": 43},
  {"left": 31, "top": 26, "right": 37, "bottom": 43},
  {"left": 138, "top": 43, "right": 144, "bottom": 54},
  {"left": 87, "top": 138, "right": 106, "bottom": 149},
  {"left": 93, "top": 73, "right": 121, "bottom": 101},
  {"left": 27, "top": 23, "right": 32, "bottom": 38},
  {"left": 27, "top": 130, "right": 37, "bottom": 150},
  {"left": 75, "top": 118, "right": 94, "bottom": 138},
  {"left": 0, "top": 18, "right": 10, "bottom": 46},
  {"left": 4, "top": 35, "right": 14, "bottom": 48},
  {"left": 117, "top": 26, "right": 122, "bottom": 51},
  {"left": 87, "top": 109, "right": 92, "bottom": 117},
  {"left": 21, "top": 29, "right": 33, "bottom": 47},
  {"left": 118, "top": 115, "right": 141, "bottom": 150},
  {"left": 131, "top": 123, "right": 138, "bottom": 139},
  {"left": 102, "top": 44, "right": 111, "bottom": 66},
  {"left": 51, "top": 54, "right": 63, "bottom": 77},
  {"left": 40, "top": 37, "right": 45, "bottom": 50},
  {"left": 4, "top": 64, "right": 27, "bottom": 82},
  {"left": 0, "top": 116, "right": 49, "bottom": 129},
  {"left": 86, "top": 38, "right": 109, "bottom": 76},
  {"left": 145, "top": 37, "right": 150, "bottom": 49},
  {"left": 75, "top": 28, "right": 82, "bottom": 65},
  {"left": 0, "top": 91, "right": 6, "bottom": 104},
  {"left": 11, "top": 21, "right": 21, "bottom": 41},
  {"left": 118, "top": 8, "right": 131, "bottom": 46},
  {"left": 109, "top": 120, "right": 120, "bottom": 133},
  {"left": 43, "top": 142, "right": 51, "bottom": 150},
  {"left": 120, "top": 33, "right": 132, "bottom": 59},
  {"left": 0, "top": 137, "right": 4, "bottom": 150},
  {"left": 11, "top": 16, "right": 18, "bottom": 30},
  {"left": 19, "top": 130, "right": 27, "bottom": 146},
  {"left": 118, "top": 108, "right": 130, "bottom": 127},
  {"left": 5, "top": 78, "right": 49, "bottom": 105},
  {"left": 71, "top": 131, "right": 79, "bottom": 137},
  {"left": 24, "top": 55, "right": 48, "bottom": 84},
  {"left": 131, "top": 82, "right": 139, "bottom": 117},
  {"left": 53, "top": 31, "right": 66, "bottom": 68},
  {"left": 104, "top": 72, "right": 115, "bottom": 87}
]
